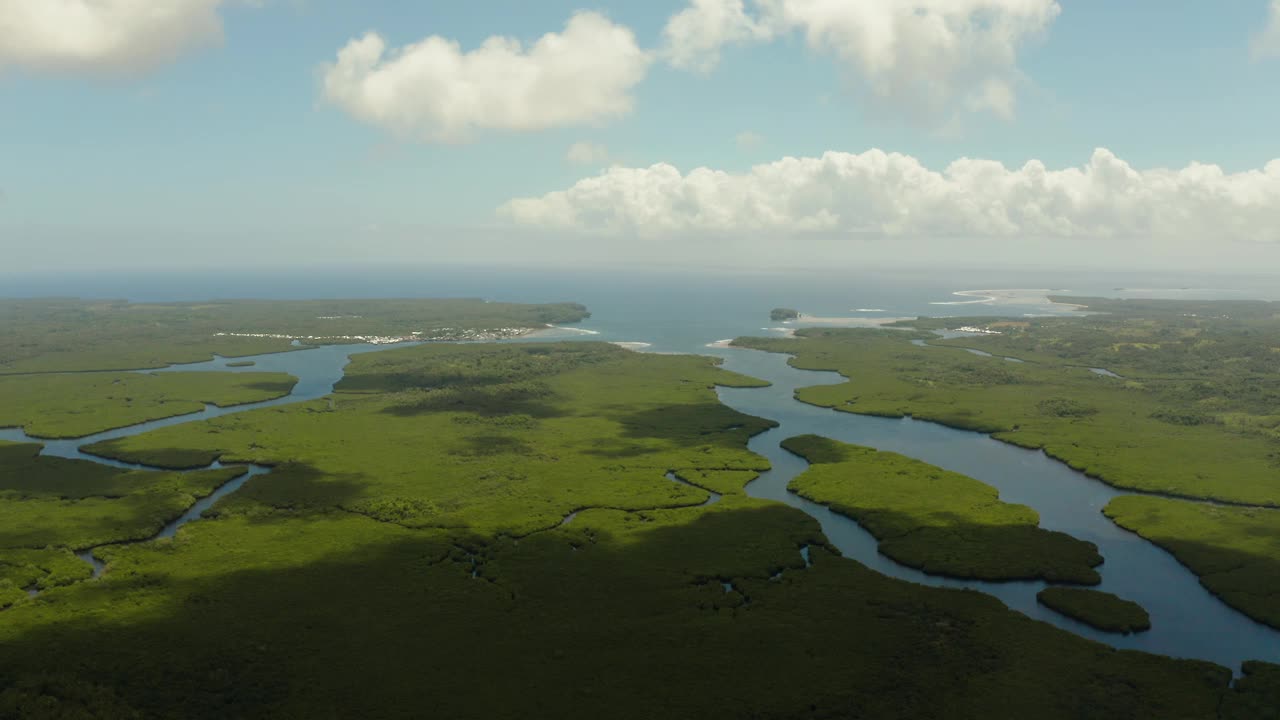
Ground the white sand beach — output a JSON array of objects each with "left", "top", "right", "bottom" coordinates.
[{"left": 930, "top": 289, "right": 1087, "bottom": 311}]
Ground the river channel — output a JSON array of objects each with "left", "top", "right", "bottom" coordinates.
[{"left": 3, "top": 333, "right": 1278, "bottom": 672}]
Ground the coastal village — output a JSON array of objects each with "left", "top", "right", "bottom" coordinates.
[{"left": 213, "top": 325, "right": 544, "bottom": 346}]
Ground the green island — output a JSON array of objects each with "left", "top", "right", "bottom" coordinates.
[
  {"left": 0, "top": 297, "right": 590, "bottom": 374},
  {"left": 1036, "top": 587, "right": 1151, "bottom": 634},
  {"left": 0, "top": 371, "right": 297, "bottom": 438},
  {"left": 0, "top": 298, "right": 1277, "bottom": 717},
  {"left": 1104, "top": 496, "right": 1280, "bottom": 629},
  {"left": 771, "top": 308, "right": 800, "bottom": 321},
  {"left": 225, "top": 361, "right": 256, "bottom": 368},
  {"left": 733, "top": 295, "right": 1280, "bottom": 631},
  {"left": 780, "top": 435, "right": 1102, "bottom": 583}
]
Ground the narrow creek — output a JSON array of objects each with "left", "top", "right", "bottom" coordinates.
[
  {"left": 713, "top": 347, "right": 1280, "bottom": 672},
  {"left": 0, "top": 342, "right": 411, "bottom": 592},
  {"left": 4, "top": 335, "right": 1276, "bottom": 672}
]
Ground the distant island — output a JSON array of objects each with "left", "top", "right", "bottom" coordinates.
[{"left": 770, "top": 307, "right": 800, "bottom": 321}]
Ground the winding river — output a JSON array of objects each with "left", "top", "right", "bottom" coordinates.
[
  {"left": 714, "top": 348, "right": 1280, "bottom": 671},
  {"left": 0, "top": 342, "right": 404, "bottom": 583},
  {"left": 3, "top": 334, "right": 1278, "bottom": 672}
]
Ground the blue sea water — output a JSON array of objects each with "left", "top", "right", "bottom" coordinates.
[{"left": 5, "top": 264, "right": 1277, "bottom": 350}]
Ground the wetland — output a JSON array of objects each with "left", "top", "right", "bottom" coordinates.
[{"left": 2, "top": 285, "right": 1278, "bottom": 718}]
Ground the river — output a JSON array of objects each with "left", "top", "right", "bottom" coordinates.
[{"left": 4, "top": 267, "right": 1279, "bottom": 672}]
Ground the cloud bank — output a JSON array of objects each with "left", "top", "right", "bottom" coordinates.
[
  {"left": 321, "top": 12, "right": 650, "bottom": 143},
  {"left": 500, "top": 149, "right": 1280, "bottom": 244},
  {"left": 661, "top": 0, "right": 1061, "bottom": 119},
  {"left": 0, "top": 0, "right": 226, "bottom": 73}
]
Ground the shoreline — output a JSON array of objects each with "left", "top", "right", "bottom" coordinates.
[
  {"left": 930, "top": 289, "right": 1088, "bottom": 312},
  {"left": 213, "top": 324, "right": 581, "bottom": 346},
  {"left": 529, "top": 324, "right": 601, "bottom": 338},
  {"left": 786, "top": 316, "right": 916, "bottom": 327}
]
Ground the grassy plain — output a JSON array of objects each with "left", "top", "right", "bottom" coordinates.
[
  {"left": 0, "top": 371, "right": 297, "bottom": 438},
  {"left": 781, "top": 435, "right": 1102, "bottom": 583},
  {"left": 0, "top": 343, "right": 1268, "bottom": 718},
  {"left": 0, "top": 298, "right": 590, "bottom": 373},
  {"left": 1036, "top": 587, "right": 1151, "bottom": 634},
  {"left": 1104, "top": 496, "right": 1280, "bottom": 629}
]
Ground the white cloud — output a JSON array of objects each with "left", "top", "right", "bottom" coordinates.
[
  {"left": 499, "top": 149, "right": 1280, "bottom": 244},
  {"left": 321, "top": 12, "right": 651, "bottom": 143},
  {"left": 661, "top": 0, "right": 1060, "bottom": 120},
  {"left": 567, "top": 141, "right": 610, "bottom": 166},
  {"left": 1255, "top": 0, "right": 1280, "bottom": 59},
  {"left": 0, "top": 0, "right": 227, "bottom": 73},
  {"left": 735, "top": 131, "right": 764, "bottom": 149},
  {"left": 661, "top": 0, "right": 775, "bottom": 72}
]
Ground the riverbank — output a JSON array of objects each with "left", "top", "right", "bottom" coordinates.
[{"left": 1, "top": 338, "right": 1266, "bottom": 718}]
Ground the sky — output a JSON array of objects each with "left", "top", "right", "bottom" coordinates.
[{"left": 1, "top": 0, "right": 1279, "bottom": 274}]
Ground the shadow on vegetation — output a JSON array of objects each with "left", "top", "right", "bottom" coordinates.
[
  {"left": 213, "top": 463, "right": 373, "bottom": 520},
  {"left": 781, "top": 435, "right": 1103, "bottom": 584},
  {"left": 237, "top": 380, "right": 298, "bottom": 396},
  {"left": 0, "top": 501, "right": 1273, "bottom": 719},
  {"left": 613, "top": 403, "right": 768, "bottom": 442},
  {"left": 379, "top": 383, "right": 569, "bottom": 420}
]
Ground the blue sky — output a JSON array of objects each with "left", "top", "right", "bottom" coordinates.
[{"left": 1, "top": 1, "right": 1279, "bottom": 272}]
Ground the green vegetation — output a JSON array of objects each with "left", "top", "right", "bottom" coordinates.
[
  {"left": 0, "top": 548, "right": 89, "bottom": 601},
  {"left": 225, "top": 361, "right": 256, "bottom": 368},
  {"left": 0, "top": 298, "right": 590, "bottom": 373},
  {"left": 735, "top": 296, "right": 1280, "bottom": 632},
  {"left": 84, "top": 343, "right": 775, "bottom": 535},
  {"left": 1037, "top": 587, "right": 1151, "bottom": 634},
  {"left": 0, "top": 371, "right": 297, "bottom": 438},
  {"left": 0, "top": 344, "right": 1266, "bottom": 717},
  {"left": 1104, "top": 496, "right": 1280, "bottom": 629},
  {"left": 1222, "top": 661, "right": 1280, "bottom": 720},
  {"left": 902, "top": 296, "right": 1280, "bottom": 440},
  {"left": 781, "top": 435, "right": 1102, "bottom": 583},
  {"left": 733, "top": 323, "right": 1280, "bottom": 506},
  {"left": 771, "top": 307, "right": 800, "bottom": 321},
  {"left": 0, "top": 441, "right": 246, "bottom": 593}
]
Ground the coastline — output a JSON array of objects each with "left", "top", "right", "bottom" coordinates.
[
  {"left": 213, "top": 324, "right": 581, "bottom": 346},
  {"left": 529, "top": 324, "right": 601, "bottom": 339},
  {"left": 785, "top": 316, "right": 916, "bottom": 327},
  {"left": 930, "top": 289, "right": 1090, "bottom": 313}
]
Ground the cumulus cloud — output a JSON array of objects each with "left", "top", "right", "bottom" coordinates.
[
  {"left": 321, "top": 12, "right": 650, "bottom": 143},
  {"left": 567, "top": 141, "right": 610, "bottom": 166},
  {"left": 661, "top": 0, "right": 1060, "bottom": 120},
  {"left": 1255, "top": 0, "right": 1280, "bottom": 59},
  {"left": 0, "top": 0, "right": 228, "bottom": 73},
  {"left": 499, "top": 149, "right": 1280, "bottom": 244}
]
